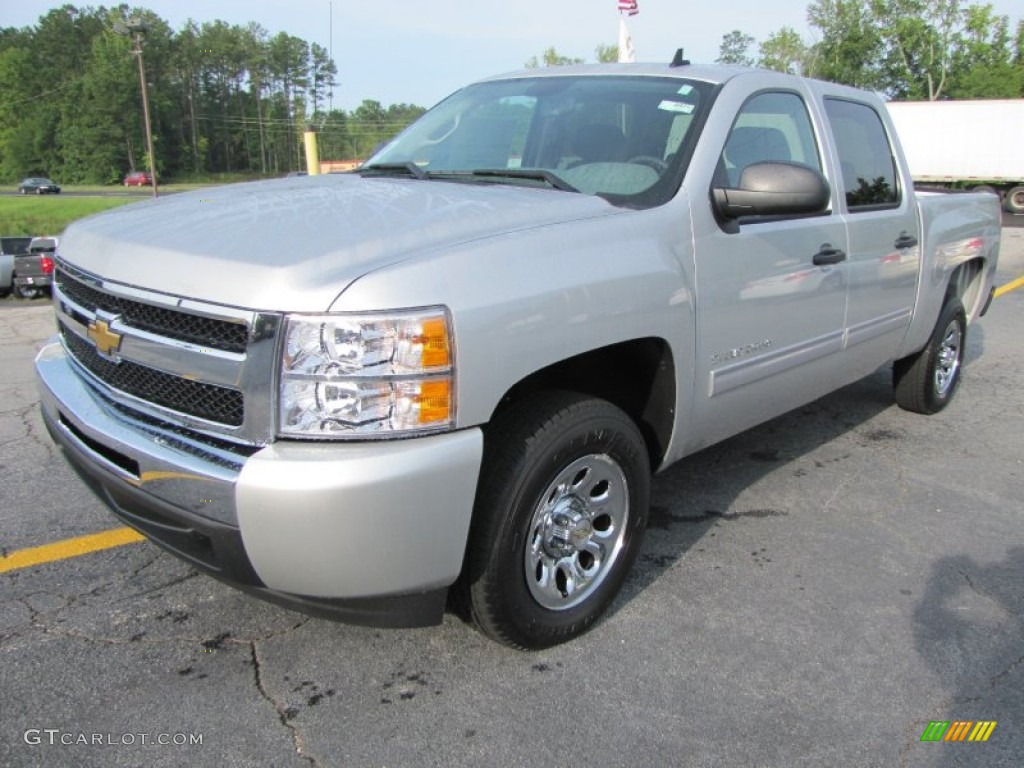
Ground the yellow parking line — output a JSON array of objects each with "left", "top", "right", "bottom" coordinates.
[
  {"left": 995, "top": 275, "right": 1024, "bottom": 298},
  {"left": 0, "top": 527, "right": 145, "bottom": 574}
]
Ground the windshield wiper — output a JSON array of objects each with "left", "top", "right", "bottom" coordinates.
[
  {"left": 359, "top": 164, "right": 580, "bottom": 193},
  {"left": 464, "top": 169, "right": 579, "bottom": 193},
  {"left": 358, "top": 162, "right": 427, "bottom": 180}
]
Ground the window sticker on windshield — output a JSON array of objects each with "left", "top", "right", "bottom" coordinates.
[
  {"left": 659, "top": 100, "right": 696, "bottom": 114},
  {"left": 677, "top": 85, "right": 694, "bottom": 96}
]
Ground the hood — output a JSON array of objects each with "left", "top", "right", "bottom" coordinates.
[{"left": 58, "top": 174, "right": 620, "bottom": 312}]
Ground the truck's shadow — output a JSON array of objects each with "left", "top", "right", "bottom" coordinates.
[
  {"left": 911, "top": 546, "right": 1023, "bottom": 765},
  {"left": 613, "top": 321, "right": 988, "bottom": 614},
  {"left": 613, "top": 366, "right": 894, "bottom": 609},
  {"left": 610, "top": 321, "right": 987, "bottom": 618}
]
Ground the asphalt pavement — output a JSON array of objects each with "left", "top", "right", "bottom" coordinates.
[{"left": 1, "top": 231, "right": 1022, "bottom": 767}]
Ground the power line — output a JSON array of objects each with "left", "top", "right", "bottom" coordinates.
[{"left": 0, "top": 80, "right": 81, "bottom": 109}]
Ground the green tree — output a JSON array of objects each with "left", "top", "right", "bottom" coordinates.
[
  {"left": 804, "top": 0, "right": 1022, "bottom": 99},
  {"left": 524, "top": 47, "right": 585, "bottom": 67},
  {"left": 759, "top": 27, "right": 810, "bottom": 74},
  {"left": 595, "top": 43, "right": 619, "bottom": 63},
  {"left": 871, "top": 0, "right": 964, "bottom": 100},
  {"left": 806, "top": 0, "right": 885, "bottom": 88},
  {"left": 0, "top": 45, "right": 38, "bottom": 178},
  {"left": 717, "top": 30, "right": 756, "bottom": 66},
  {"left": 57, "top": 29, "right": 136, "bottom": 183},
  {"left": 309, "top": 42, "right": 337, "bottom": 117},
  {"left": 0, "top": 6, "right": 432, "bottom": 182},
  {"left": 947, "top": 5, "right": 1023, "bottom": 97}
]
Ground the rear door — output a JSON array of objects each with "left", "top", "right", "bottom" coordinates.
[{"left": 821, "top": 95, "right": 920, "bottom": 372}]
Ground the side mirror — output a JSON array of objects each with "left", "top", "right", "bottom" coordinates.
[{"left": 713, "top": 161, "right": 830, "bottom": 219}]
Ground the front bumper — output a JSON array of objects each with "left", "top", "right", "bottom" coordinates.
[{"left": 36, "top": 338, "right": 483, "bottom": 627}]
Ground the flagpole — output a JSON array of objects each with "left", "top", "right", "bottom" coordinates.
[{"left": 617, "top": 2, "right": 637, "bottom": 63}]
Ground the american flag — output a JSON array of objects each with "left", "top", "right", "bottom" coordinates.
[{"left": 618, "top": 1, "right": 639, "bottom": 16}]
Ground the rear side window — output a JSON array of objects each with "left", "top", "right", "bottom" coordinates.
[{"left": 824, "top": 99, "right": 899, "bottom": 210}]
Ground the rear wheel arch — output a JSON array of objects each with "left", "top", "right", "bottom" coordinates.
[{"left": 944, "top": 257, "right": 986, "bottom": 321}]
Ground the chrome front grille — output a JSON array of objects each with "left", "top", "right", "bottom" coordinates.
[
  {"left": 53, "top": 260, "right": 282, "bottom": 445},
  {"left": 57, "top": 269, "right": 248, "bottom": 352},
  {"left": 60, "top": 323, "right": 244, "bottom": 426}
]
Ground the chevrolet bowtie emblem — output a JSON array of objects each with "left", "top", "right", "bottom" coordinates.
[{"left": 87, "top": 319, "right": 123, "bottom": 357}]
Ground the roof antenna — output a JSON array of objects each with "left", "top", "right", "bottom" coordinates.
[{"left": 670, "top": 48, "right": 690, "bottom": 67}]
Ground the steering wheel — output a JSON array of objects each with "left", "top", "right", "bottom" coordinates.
[{"left": 627, "top": 155, "right": 668, "bottom": 173}]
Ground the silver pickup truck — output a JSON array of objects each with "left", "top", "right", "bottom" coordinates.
[{"left": 35, "top": 60, "right": 1001, "bottom": 648}]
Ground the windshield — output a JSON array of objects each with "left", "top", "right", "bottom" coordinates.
[
  {"left": 2, "top": 237, "right": 32, "bottom": 254},
  {"left": 365, "top": 75, "right": 711, "bottom": 207}
]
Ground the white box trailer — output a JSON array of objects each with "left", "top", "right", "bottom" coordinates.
[{"left": 886, "top": 99, "right": 1024, "bottom": 213}]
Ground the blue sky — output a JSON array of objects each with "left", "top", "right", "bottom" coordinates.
[{"left": 6, "top": 1, "right": 1023, "bottom": 110}]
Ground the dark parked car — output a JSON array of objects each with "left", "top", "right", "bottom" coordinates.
[
  {"left": 18, "top": 177, "right": 61, "bottom": 195},
  {"left": 123, "top": 170, "right": 153, "bottom": 187}
]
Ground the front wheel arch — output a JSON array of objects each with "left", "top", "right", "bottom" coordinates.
[{"left": 490, "top": 338, "right": 676, "bottom": 471}]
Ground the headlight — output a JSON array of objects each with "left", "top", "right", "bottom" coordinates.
[{"left": 279, "top": 308, "right": 454, "bottom": 438}]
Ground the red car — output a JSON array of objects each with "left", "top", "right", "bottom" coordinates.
[{"left": 123, "top": 171, "right": 153, "bottom": 187}]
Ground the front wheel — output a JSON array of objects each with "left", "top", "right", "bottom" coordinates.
[
  {"left": 460, "top": 392, "right": 650, "bottom": 649},
  {"left": 893, "top": 298, "right": 966, "bottom": 414}
]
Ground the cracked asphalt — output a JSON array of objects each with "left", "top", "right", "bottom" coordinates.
[{"left": 2, "top": 231, "right": 1022, "bottom": 767}]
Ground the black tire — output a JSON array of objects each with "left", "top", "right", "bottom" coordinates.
[
  {"left": 460, "top": 392, "right": 650, "bottom": 649},
  {"left": 1004, "top": 185, "right": 1024, "bottom": 214},
  {"left": 14, "top": 284, "right": 40, "bottom": 300},
  {"left": 893, "top": 299, "right": 966, "bottom": 414}
]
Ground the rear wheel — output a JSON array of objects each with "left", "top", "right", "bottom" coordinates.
[
  {"left": 15, "top": 284, "right": 41, "bottom": 300},
  {"left": 1004, "top": 185, "right": 1024, "bottom": 214},
  {"left": 893, "top": 298, "right": 966, "bottom": 414},
  {"left": 460, "top": 392, "right": 650, "bottom": 649}
]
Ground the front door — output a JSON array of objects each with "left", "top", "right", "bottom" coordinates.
[{"left": 688, "top": 88, "right": 850, "bottom": 451}]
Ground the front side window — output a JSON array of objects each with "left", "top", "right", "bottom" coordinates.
[
  {"left": 717, "top": 91, "right": 822, "bottom": 188},
  {"left": 824, "top": 98, "right": 899, "bottom": 210},
  {"left": 365, "top": 76, "right": 712, "bottom": 208}
]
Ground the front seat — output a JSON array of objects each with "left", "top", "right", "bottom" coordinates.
[{"left": 723, "top": 126, "right": 791, "bottom": 186}]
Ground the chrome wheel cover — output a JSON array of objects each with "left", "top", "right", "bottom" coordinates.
[
  {"left": 934, "top": 320, "right": 962, "bottom": 397},
  {"left": 525, "top": 453, "right": 629, "bottom": 611}
]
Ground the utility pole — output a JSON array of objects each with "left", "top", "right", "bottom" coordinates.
[{"left": 118, "top": 18, "right": 159, "bottom": 199}]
